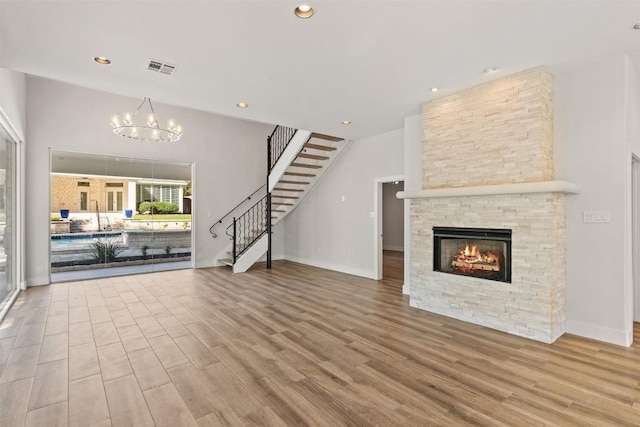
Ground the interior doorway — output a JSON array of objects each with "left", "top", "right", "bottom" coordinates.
[{"left": 374, "top": 176, "right": 405, "bottom": 286}]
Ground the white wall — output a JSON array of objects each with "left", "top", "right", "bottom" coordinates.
[
  {"left": 383, "top": 181, "right": 404, "bottom": 251},
  {"left": 403, "top": 114, "right": 421, "bottom": 294},
  {"left": 283, "top": 128, "right": 403, "bottom": 278},
  {"left": 554, "top": 54, "right": 638, "bottom": 345},
  {"left": 26, "top": 77, "right": 274, "bottom": 285},
  {"left": 0, "top": 69, "right": 26, "bottom": 141}
]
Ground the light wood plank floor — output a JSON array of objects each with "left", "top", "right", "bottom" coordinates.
[{"left": 1, "top": 260, "right": 640, "bottom": 426}]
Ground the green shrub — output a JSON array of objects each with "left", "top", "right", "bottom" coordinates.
[
  {"left": 89, "top": 238, "right": 124, "bottom": 263},
  {"left": 138, "top": 201, "right": 179, "bottom": 214}
]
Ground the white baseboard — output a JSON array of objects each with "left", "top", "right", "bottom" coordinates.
[
  {"left": 402, "top": 283, "right": 409, "bottom": 295},
  {"left": 284, "top": 255, "right": 376, "bottom": 280},
  {"left": 27, "top": 276, "right": 50, "bottom": 287},
  {"left": 566, "top": 319, "right": 632, "bottom": 347},
  {"left": 194, "top": 259, "right": 217, "bottom": 269},
  {"left": 383, "top": 245, "right": 404, "bottom": 252}
]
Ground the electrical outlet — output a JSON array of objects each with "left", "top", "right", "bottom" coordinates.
[{"left": 583, "top": 211, "right": 611, "bottom": 223}]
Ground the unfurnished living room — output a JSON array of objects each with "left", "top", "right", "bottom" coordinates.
[{"left": 2, "top": 1, "right": 640, "bottom": 426}]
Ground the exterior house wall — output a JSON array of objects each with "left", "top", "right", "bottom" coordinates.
[{"left": 50, "top": 175, "right": 130, "bottom": 214}]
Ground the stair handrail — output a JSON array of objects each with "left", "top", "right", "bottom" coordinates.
[
  {"left": 268, "top": 125, "right": 297, "bottom": 172},
  {"left": 209, "top": 184, "right": 266, "bottom": 238},
  {"left": 227, "top": 195, "right": 268, "bottom": 262}
]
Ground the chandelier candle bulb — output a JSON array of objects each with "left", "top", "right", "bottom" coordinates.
[{"left": 110, "top": 97, "right": 183, "bottom": 142}]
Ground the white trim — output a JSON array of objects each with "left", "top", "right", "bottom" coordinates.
[
  {"left": 17, "top": 134, "right": 25, "bottom": 291},
  {"left": 0, "top": 105, "right": 24, "bottom": 143},
  {"left": 383, "top": 245, "right": 404, "bottom": 252},
  {"left": 403, "top": 199, "right": 411, "bottom": 295},
  {"left": 566, "top": 319, "right": 633, "bottom": 347},
  {"left": 398, "top": 180, "right": 581, "bottom": 199},
  {"left": 285, "top": 255, "right": 376, "bottom": 280},
  {"left": 373, "top": 175, "right": 405, "bottom": 280},
  {"left": 632, "top": 155, "right": 640, "bottom": 324},
  {"left": 28, "top": 276, "right": 51, "bottom": 287}
]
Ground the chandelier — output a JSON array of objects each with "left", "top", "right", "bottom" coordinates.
[{"left": 110, "top": 97, "right": 183, "bottom": 142}]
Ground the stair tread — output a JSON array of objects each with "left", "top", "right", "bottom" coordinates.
[
  {"left": 291, "top": 162, "right": 322, "bottom": 169},
  {"left": 310, "top": 132, "right": 343, "bottom": 142},
  {"left": 272, "top": 195, "right": 300, "bottom": 199},
  {"left": 272, "top": 202, "right": 294, "bottom": 206},
  {"left": 219, "top": 258, "right": 233, "bottom": 266},
  {"left": 274, "top": 187, "right": 304, "bottom": 192},
  {"left": 304, "top": 143, "right": 337, "bottom": 152},
  {"left": 279, "top": 180, "right": 310, "bottom": 185},
  {"left": 284, "top": 172, "right": 316, "bottom": 177},
  {"left": 297, "top": 152, "right": 329, "bottom": 161}
]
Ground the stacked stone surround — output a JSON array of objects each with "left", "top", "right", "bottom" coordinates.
[
  {"left": 410, "top": 67, "right": 567, "bottom": 343},
  {"left": 410, "top": 193, "right": 566, "bottom": 342},
  {"left": 423, "top": 67, "right": 553, "bottom": 189}
]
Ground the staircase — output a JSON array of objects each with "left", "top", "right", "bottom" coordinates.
[{"left": 213, "top": 126, "right": 346, "bottom": 272}]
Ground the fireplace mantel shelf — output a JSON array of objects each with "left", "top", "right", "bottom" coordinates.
[{"left": 397, "top": 180, "right": 580, "bottom": 199}]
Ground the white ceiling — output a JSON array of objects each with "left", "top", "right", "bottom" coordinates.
[{"left": 2, "top": 1, "right": 640, "bottom": 140}]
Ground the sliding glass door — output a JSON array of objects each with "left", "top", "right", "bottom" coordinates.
[
  {"left": 50, "top": 150, "right": 193, "bottom": 282},
  {"left": 0, "top": 125, "right": 17, "bottom": 313}
]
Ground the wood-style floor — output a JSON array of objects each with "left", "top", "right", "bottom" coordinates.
[{"left": 1, "top": 258, "right": 640, "bottom": 426}]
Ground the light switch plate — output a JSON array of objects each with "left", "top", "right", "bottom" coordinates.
[{"left": 583, "top": 211, "right": 611, "bottom": 223}]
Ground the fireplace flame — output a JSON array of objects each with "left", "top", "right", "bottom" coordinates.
[{"left": 454, "top": 243, "right": 500, "bottom": 271}]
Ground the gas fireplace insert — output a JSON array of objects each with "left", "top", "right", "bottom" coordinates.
[{"left": 433, "top": 227, "right": 512, "bottom": 283}]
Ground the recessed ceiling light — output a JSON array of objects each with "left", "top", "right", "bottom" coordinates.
[
  {"left": 94, "top": 56, "right": 111, "bottom": 65},
  {"left": 341, "top": 120, "right": 351, "bottom": 125},
  {"left": 295, "top": 4, "right": 314, "bottom": 18},
  {"left": 430, "top": 87, "right": 439, "bottom": 93},
  {"left": 484, "top": 67, "right": 497, "bottom": 74},
  {"left": 634, "top": 22, "right": 640, "bottom": 30},
  {"left": 236, "top": 102, "right": 248, "bottom": 108}
]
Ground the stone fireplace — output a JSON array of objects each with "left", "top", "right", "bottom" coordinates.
[{"left": 400, "top": 67, "right": 579, "bottom": 343}]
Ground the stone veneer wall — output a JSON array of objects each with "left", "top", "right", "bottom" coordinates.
[
  {"left": 411, "top": 67, "right": 566, "bottom": 343},
  {"left": 410, "top": 193, "right": 566, "bottom": 342},
  {"left": 423, "top": 68, "right": 553, "bottom": 189}
]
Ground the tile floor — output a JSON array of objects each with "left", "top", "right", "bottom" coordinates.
[{"left": 0, "top": 268, "right": 219, "bottom": 426}]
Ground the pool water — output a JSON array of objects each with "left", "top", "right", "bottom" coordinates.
[{"left": 51, "top": 232, "right": 123, "bottom": 247}]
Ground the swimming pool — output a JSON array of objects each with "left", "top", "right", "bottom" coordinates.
[{"left": 51, "top": 232, "right": 124, "bottom": 246}]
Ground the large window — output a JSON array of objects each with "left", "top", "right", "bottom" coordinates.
[
  {"left": 0, "top": 125, "right": 17, "bottom": 314},
  {"left": 50, "top": 151, "right": 192, "bottom": 282},
  {"left": 137, "top": 184, "right": 181, "bottom": 206}
]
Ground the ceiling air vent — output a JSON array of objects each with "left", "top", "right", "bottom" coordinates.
[{"left": 147, "top": 59, "right": 178, "bottom": 76}]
